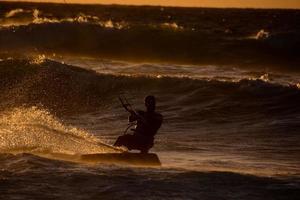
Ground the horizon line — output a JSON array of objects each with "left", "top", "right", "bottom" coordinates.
[{"left": 2, "top": 0, "right": 300, "bottom": 10}]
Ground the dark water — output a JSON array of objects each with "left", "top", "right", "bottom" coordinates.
[
  {"left": 0, "top": 2, "right": 300, "bottom": 200},
  {"left": 1, "top": 2, "right": 300, "bottom": 69}
]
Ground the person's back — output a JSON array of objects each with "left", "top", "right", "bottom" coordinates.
[{"left": 114, "top": 95, "right": 163, "bottom": 153}]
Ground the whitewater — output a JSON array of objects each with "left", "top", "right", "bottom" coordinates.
[{"left": 0, "top": 2, "right": 300, "bottom": 200}]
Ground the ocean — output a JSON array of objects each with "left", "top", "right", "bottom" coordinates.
[{"left": 0, "top": 2, "right": 300, "bottom": 199}]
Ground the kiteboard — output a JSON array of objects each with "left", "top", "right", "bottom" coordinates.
[{"left": 80, "top": 153, "right": 161, "bottom": 166}]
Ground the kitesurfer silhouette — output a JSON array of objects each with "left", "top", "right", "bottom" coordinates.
[{"left": 114, "top": 95, "right": 163, "bottom": 153}]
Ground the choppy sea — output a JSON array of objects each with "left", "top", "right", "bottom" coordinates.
[{"left": 0, "top": 2, "right": 300, "bottom": 199}]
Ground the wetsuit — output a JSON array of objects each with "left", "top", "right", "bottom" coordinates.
[{"left": 114, "top": 110, "right": 163, "bottom": 153}]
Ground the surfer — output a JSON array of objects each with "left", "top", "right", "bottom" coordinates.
[{"left": 114, "top": 95, "right": 163, "bottom": 153}]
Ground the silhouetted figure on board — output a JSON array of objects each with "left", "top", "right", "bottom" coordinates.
[{"left": 114, "top": 95, "right": 163, "bottom": 153}]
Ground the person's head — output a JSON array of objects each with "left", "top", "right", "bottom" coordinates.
[{"left": 145, "top": 95, "right": 156, "bottom": 112}]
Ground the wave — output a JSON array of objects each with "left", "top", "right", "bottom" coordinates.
[
  {"left": 1, "top": 3, "right": 300, "bottom": 68},
  {"left": 0, "top": 7, "right": 184, "bottom": 31},
  {"left": 1, "top": 8, "right": 128, "bottom": 29},
  {"left": 0, "top": 57, "right": 299, "bottom": 118},
  {"left": 0, "top": 106, "right": 120, "bottom": 157},
  {"left": 1, "top": 21, "right": 299, "bottom": 69},
  {"left": 5, "top": 8, "right": 28, "bottom": 18},
  {"left": 0, "top": 152, "right": 299, "bottom": 200}
]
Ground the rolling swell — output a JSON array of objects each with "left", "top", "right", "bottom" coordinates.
[
  {"left": 1, "top": 19, "right": 299, "bottom": 69},
  {"left": 0, "top": 57, "right": 299, "bottom": 119},
  {"left": 0, "top": 153, "right": 299, "bottom": 200},
  {"left": 1, "top": 2, "right": 300, "bottom": 69}
]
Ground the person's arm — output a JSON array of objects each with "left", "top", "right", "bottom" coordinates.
[
  {"left": 128, "top": 110, "right": 148, "bottom": 124},
  {"left": 128, "top": 111, "right": 138, "bottom": 122}
]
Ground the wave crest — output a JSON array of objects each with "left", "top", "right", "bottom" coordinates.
[
  {"left": 0, "top": 57, "right": 299, "bottom": 117},
  {"left": 0, "top": 106, "right": 118, "bottom": 155}
]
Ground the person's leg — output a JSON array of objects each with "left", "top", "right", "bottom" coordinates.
[
  {"left": 114, "top": 134, "right": 136, "bottom": 150},
  {"left": 136, "top": 136, "right": 153, "bottom": 154},
  {"left": 113, "top": 136, "right": 122, "bottom": 146},
  {"left": 114, "top": 135, "right": 153, "bottom": 153},
  {"left": 114, "top": 135, "right": 130, "bottom": 147},
  {"left": 117, "top": 134, "right": 146, "bottom": 151}
]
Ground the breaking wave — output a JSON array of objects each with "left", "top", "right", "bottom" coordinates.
[
  {"left": 1, "top": 4, "right": 300, "bottom": 68},
  {"left": 0, "top": 106, "right": 119, "bottom": 157},
  {"left": 0, "top": 57, "right": 299, "bottom": 119},
  {"left": 1, "top": 4, "right": 300, "bottom": 199},
  {"left": 1, "top": 8, "right": 183, "bottom": 31}
]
